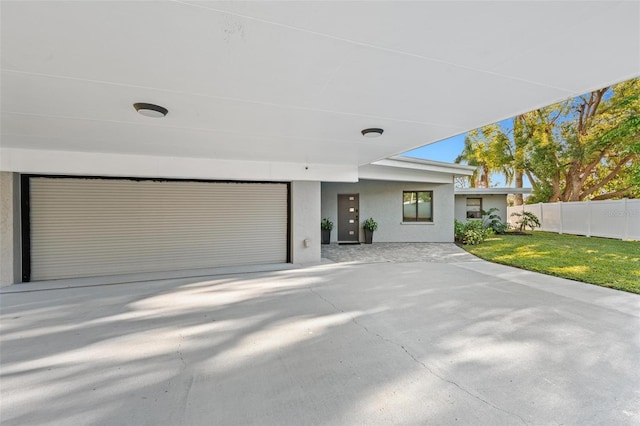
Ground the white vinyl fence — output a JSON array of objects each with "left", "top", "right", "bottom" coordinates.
[{"left": 507, "top": 199, "right": 640, "bottom": 241}]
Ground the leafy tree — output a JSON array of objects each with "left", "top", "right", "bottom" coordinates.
[
  {"left": 520, "top": 103, "right": 571, "bottom": 202},
  {"left": 456, "top": 78, "right": 640, "bottom": 202},
  {"left": 454, "top": 113, "right": 541, "bottom": 205},
  {"left": 455, "top": 125, "right": 512, "bottom": 188},
  {"left": 574, "top": 79, "right": 640, "bottom": 200},
  {"left": 526, "top": 79, "right": 640, "bottom": 201}
]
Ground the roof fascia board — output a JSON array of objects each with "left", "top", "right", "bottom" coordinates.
[
  {"left": 374, "top": 157, "right": 475, "bottom": 176},
  {"left": 358, "top": 164, "right": 453, "bottom": 183},
  {"left": 455, "top": 188, "right": 533, "bottom": 195},
  {"left": 0, "top": 148, "right": 358, "bottom": 182}
]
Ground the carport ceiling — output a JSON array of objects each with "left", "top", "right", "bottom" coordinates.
[{"left": 2, "top": 1, "right": 639, "bottom": 167}]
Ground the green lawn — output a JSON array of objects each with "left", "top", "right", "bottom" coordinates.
[{"left": 462, "top": 232, "right": 640, "bottom": 294}]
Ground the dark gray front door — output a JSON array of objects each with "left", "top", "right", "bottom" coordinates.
[{"left": 337, "top": 194, "right": 359, "bottom": 242}]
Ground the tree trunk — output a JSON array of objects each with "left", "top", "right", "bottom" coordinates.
[
  {"left": 480, "top": 165, "right": 490, "bottom": 188},
  {"left": 550, "top": 172, "right": 563, "bottom": 202},
  {"left": 514, "top": 170, "right": 524, "bottom": 205}
]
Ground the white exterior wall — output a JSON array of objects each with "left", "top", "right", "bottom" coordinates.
[
  {"left": 455, "top": 194, "right": 508, "bottom": 223},
  {"left": 291, "top": 181, "right": 321, "bottom": 264},
  {"left": 0, "top": 172, "right": 20, "bottom": 286},
  {"left": 321, "top": 180, "right": 455, "bottom": 243}
]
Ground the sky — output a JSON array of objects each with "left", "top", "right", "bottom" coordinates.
[{"left": 403, "top": 133, "right": 466, "bottom": 163}]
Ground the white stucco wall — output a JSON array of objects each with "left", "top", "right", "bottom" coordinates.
[
  {"left": 291, "top": 181, "right": 321, "bottom": 264},
  {"left": 454, "top": 194, "right": 508, "bottom": 223},
  {"left": 0, "top": 172, "right": 20, "bottom": 286},
  {"left": 321, "top": 180, "right": 455, "bottom": 243}
]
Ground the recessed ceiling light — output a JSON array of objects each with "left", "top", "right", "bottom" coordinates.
[
  {"left": 133, "top": 103, "right": 168, "bottom": 118},
  {"left": 362, "top": 128, "right": 384, "bottom": 137}
]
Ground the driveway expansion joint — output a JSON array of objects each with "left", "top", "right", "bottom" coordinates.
[{"left": 307, "top": 285, "right": 529, "bottom": 425}]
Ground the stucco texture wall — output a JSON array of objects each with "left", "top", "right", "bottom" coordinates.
[
  {"left": 291, "top": 181, "right": 321, "bottom": 264},
  {"left": 454, "top": 194, "right": 508, "bottom": 223},
  {"left": 321, "top": 180, "right": 455, "bottom": 243}
]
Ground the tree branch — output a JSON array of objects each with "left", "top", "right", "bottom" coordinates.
[
  {"left": 579, "top": 148, "right": 607, "bottom": 186},
  {"left": 591, "top": 187, "right": 634, "bottom": 201},
  {"left": 580, "top": 155, "right": 634, "bottom": 199},
  {"left": 525, "top": 170, "right": 539, "bottom": 191}
]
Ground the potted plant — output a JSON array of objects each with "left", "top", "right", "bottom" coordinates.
[
  {"left": 362, "top": 217, "right": 378, "bottom": 244},
  {"left": 321, "top": 218, "right": 333, "bottom": 244}
]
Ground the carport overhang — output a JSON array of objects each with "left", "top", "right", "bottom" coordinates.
[{"left": 1, "top": 1, "right": 639, "bottom": 181}]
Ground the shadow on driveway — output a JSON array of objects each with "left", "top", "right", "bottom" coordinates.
[{"left": 1, "top": 259, "right": 639, "bottom": 425}]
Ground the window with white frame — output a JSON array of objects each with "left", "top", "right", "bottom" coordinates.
[{"left": 466, "top": 198, "right": 482, "bottom": 219}]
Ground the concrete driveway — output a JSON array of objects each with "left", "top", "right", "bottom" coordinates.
[{"left": 1, "top": 248, "right": 639, "bottom": 425}]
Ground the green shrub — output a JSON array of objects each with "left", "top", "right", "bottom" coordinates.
[
  {"left": 463, "top": 220, "right": 494, "bottom": 245},
  {"left": 454, "top": 219, "right": 494, "bottom": 245},
  {"left": 454, "top": 219, "right": 466, "bottom": 242}
]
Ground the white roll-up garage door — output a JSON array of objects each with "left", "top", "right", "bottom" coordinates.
[{"left": 27, "top": 177, "right": 289, "bottom": 281}]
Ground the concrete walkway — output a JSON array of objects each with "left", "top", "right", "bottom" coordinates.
[{"left": 1, "top": 252, "right": 639, "bottom": 425}]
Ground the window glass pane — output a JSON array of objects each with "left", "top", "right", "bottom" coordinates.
[
  {"left": 403, "top": 191, "right": 417, "bottom": 221},
  {"left": 417, "top": 191, "right": 432, "bottom": 221},
  {"left": 466, "top": 198, "right": 482, "bottom": 219},
  {"left": 417, "top": 201, "right": 431, "bottom": 221}
]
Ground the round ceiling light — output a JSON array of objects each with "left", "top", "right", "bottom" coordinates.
[
  {"left": 133, "top": 103, "right": 168, "bottom": 118},
  {"left": 361, "top": 128, "right": 384, "bottom": 137}
]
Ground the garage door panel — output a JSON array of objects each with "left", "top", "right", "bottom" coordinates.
[{"left": 28, "top": 177, "right": 288, "bottom": 281}]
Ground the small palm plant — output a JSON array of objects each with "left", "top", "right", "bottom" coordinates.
[
  {"left": 510, "top": 211, "right": 541, "bottom": 232},
  {"left": 482, "top": 208, "right": 508, "bottom": 234}
]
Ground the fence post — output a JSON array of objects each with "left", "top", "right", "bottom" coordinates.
[
  {"left": 623, "top": 198, "right": 629, "bottom": 240},
  {"left": 539, "top": 202, "right": 544, "bottom": 231},
  {"left": 558, "top": 201, "right": 563, "bottom": 234},
  {"left": 586, "top": 199, "right": 591, "bottom": 237}
]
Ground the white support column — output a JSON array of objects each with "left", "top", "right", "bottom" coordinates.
[
  {"left": 0, "top": 172, "right": 20, "bottom": 286},
  {"left": 290, "top": 181, "right": 321, "bottom": 265}
]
